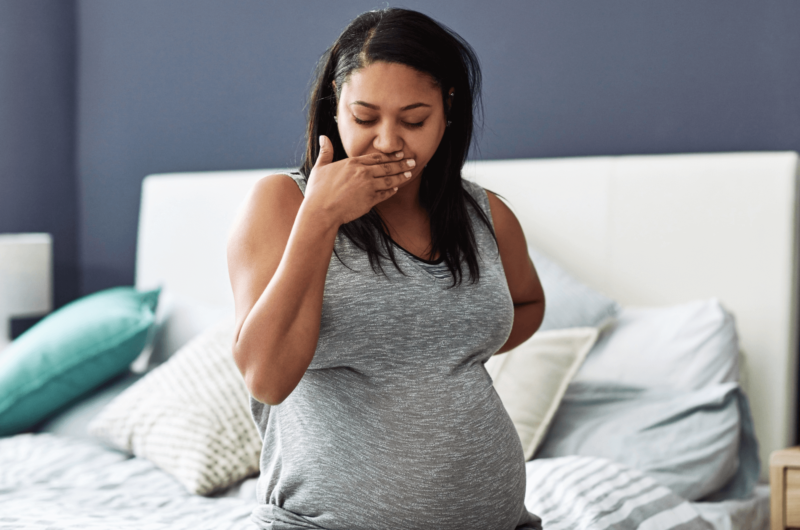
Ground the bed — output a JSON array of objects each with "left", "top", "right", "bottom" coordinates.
[{"left": 1, "top": 151, "right": 797, "bottom": 529}]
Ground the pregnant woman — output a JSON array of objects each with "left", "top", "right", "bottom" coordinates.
[{"left": 228, "top": 8, "right": 545, "bottom": 529}]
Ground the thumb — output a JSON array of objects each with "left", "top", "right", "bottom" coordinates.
[{"left": 315, "top": 135, "right": 333, "bottom": 167}]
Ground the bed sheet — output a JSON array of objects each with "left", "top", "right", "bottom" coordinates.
[
  {"left": 0, "top": 434, "right": 255, "bottom": 530},
  {"left": 691, "top": 484, "right": 770, "bottom": 530},
  {"left": 0, "top": 433, "right": 764, "bottom": 530}
]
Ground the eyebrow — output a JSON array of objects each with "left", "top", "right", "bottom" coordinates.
[{"left": 350, "top": 101, "right": 431, "bottom": 111}]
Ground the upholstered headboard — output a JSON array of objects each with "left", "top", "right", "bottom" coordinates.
[{"left": 136, "top": 151, "right": 799, "bottom": 478}]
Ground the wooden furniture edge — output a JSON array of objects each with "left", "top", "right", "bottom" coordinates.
[{"left": 771, "top": 447, "right": 800, "bottom": 530}]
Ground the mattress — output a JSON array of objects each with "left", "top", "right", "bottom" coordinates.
[{"left": 0, "top": 433, "right": 767, "bottom": 530}]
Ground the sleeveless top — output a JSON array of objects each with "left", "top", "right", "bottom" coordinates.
[
  {"left": 249, "top": 173, "right": 542, "bottom": 530},
  {"left": 392, "top": 241, "right": 452, "bottom": 280}
]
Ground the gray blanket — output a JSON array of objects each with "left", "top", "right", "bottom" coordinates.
[
  {"left": 0, "top": 433, "right": 255, "bottom": 530},
  {"left": 0, "top": 433, "right": 718, "bottom": 530}
]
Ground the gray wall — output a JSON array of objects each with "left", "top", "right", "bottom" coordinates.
[
  {"left": 74, "top": 0, "right": 800, "bottom": 295},
  {"left": 0, "top": 0, "right": 77, "bottom": 308},
  {"left": 3, "top": 1, "right": 800, "bottom": 299}
]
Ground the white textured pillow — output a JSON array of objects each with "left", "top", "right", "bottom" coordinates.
[
  {"left": 89, "top": 317, "right": 260, "bottom": 495},
  {"left": 573, "top": 298, "right": 740, "bottom": 390},
  {"left": 485, "top": 327, "right": 599, "bottom": 460}
]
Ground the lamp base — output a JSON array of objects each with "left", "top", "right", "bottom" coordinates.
[{"left": 10, "top": 315, "right": 44, "bottom": 340}]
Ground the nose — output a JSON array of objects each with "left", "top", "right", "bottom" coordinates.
[{"left": 373, "top": 121, "right": 404, "bottom": 154}]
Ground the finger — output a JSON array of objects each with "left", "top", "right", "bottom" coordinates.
[
  {"left": 314, "top": 135, "right": 334, "bottom": 168},
  {"left": 356, "top": 151, "right": 405, "bottom": 166},
  {"left": 374, "top": 173, "right": 412, "bottom": 191},
  {"left": 373, "top": 186, "right": 399, "bottom": 204},
  {"left": 369, "top": 158, "right": 416, "bottom": 178}
]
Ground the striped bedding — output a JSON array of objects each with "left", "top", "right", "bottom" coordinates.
[
  {"left": 524, "top": 456, "right": 712, "bottom": 529},
  {"left": 2, "top": 433, "right": 715, "bottom": 529}
]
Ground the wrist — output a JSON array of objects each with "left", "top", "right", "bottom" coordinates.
[{"left": 295, "top": 200, "right": 342, "bottom": 240}]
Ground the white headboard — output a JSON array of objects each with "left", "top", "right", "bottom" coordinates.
[{"left": 136, "top": 151, "right": 799, "bottom": 477}]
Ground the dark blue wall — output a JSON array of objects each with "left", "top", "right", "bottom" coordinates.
[
  {"left": 0, "top": 0, "right": 78, "bottom": 308},
  {"left": 5, "top": 1, "right": 800, "bottom": 299}
]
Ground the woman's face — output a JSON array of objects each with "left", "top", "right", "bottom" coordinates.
[{"left": 336, "top": 61, "right": 449, "bottom": 185}]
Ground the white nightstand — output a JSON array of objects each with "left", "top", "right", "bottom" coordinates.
[{"left": 0, "top": 233, "right": 52, "bottom": 350}]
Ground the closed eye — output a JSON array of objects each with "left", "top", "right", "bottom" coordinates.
[{"left": 353, "top": 116, "right": 426, "bottom": 129}]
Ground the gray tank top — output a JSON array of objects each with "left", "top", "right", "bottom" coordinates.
[{"left": 250, "top": 173, "right": 542, "bottom": 530}]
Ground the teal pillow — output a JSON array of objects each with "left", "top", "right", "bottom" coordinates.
[{"left": 0, "top": 286, "right": 159, "bottom": 436}]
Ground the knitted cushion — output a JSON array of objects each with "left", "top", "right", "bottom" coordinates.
[{"left": 89, "top": 317, "right": 261, "bottom": 495}]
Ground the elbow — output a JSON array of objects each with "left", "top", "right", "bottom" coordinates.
[
  {"left": 232, "top": 341, "right": 294, "bottom": 406},
  {"left": 247, "top": 377, "right": 290, "bottom": 406},
  {"left": 250, "top": 390, "right": 288, "bottom": 407}
]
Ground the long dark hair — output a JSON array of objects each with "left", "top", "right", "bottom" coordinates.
[{"left": 300, "top": 8, "right": 494, "bottom": 287}]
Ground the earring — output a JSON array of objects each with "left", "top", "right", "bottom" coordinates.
[
  {"left": 446, "top": 120, "right": 452, "bottom": 127},
  {"left": 333, "top": 116, "right": 338, "bottom": 123},
  {"left": 449, "top": 92, "right": 454, "bottom": 97}
]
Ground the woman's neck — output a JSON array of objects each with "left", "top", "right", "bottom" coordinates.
[{"left": 374, "top": 175, "right": 436, "bottom": 259}]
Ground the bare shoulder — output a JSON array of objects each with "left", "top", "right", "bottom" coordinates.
[
  {"left": 240, "top": 173, "right": 303, "bottom": 229},
  {"left": 249, "top": 172, "right": 305, "bottom": 212},
  {"left": 484, "top": 189, "right": 543, "bottom": 300},
  {"left": 228, "top": 173, "right": 306, "bottom": 323},
  {"left": 484, "top": 189, "right": 524, "bottom": 244},
  {"left": 228, "top": 173, "right": 304, "bottom": 259}
]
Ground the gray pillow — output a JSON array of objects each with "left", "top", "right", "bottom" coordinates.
[
  {"left": 535, "top": 381, "right": 760, "bottom": 502},
  {"left": 529, "top": 245, "right": 620, "bottom": 331}
]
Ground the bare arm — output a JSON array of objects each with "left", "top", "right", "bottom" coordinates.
[
  {"left": 227, "top": 136, "right": 415, "bottom": 405},
  {"left": 227, "top": 174, "right": 337, "bottom": 406},
  {"left": 485, "top": 191, "right": 545, "bottom": 354}
]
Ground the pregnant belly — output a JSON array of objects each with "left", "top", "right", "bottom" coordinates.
[{"left": 269, "top": 371, "right": 528, "bottom": 530}]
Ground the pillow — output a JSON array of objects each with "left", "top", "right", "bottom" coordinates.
[
  {"left": 0, "top": 286, "right": 159, "bottom": 436},
  {"left": 130, "top": 289, "right": 231, "bottom": 372},
  {"left": 88, "top": 317, "right": 260, "bottom": 496},
  {"left": 573, "top": 298, "right": 740, "bottom": 390},
  {"left": 528, "top": 245, "right": 620, "bottom": 331},
  {"left": 485, "top": 327, "right": 599, "bottom": 459},
  {"left": 34, "top": 370, "right": 143, "bottom": 439},
  {"left": 535, "top": 381, "right": 760, "bottom": 502}
]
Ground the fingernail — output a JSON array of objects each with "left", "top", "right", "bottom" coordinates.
[
  {"left": 407, "top": 159, "right": 416, "bottom": 168},
  {"left": 404, "top": 171, "right": 412, "bottom": 178},
  {"left": 395, "top": 151, "right": 403, "bottom": 158},
  {"left": 319, "top": 136, "right": 325, "bottom": 147}
]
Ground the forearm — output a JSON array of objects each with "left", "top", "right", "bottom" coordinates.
[
  {"left": 234, "top": 202, "right": 339, "bottom": 404},
  {"left": 496, "top": 299, "right": 545, "bottom": 354}
]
